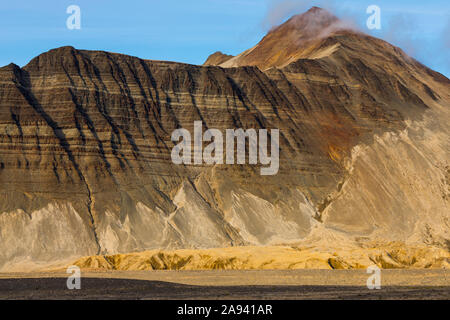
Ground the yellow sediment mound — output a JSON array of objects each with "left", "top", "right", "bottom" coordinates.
[{"left": 72, "top": 242, "right": 449, "bottom": 271}]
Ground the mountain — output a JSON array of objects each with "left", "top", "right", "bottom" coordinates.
[{"left": 0, "top": 7, "right": 449, "bottom": 271}]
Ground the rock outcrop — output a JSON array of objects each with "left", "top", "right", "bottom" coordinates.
[
  {"left": 0, "top": 7, "right": 449, "bottom": 271},
  {"left": 72, "top": 242, "right": 450, "bottom": 271},
  {"left": 203, "top": 51, "right": 234, "bottom": 66}
]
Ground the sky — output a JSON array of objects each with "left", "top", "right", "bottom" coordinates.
[{"left": 0, "top": 0, "right": 449, "bottom": 77}]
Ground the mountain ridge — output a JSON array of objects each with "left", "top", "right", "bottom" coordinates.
[{"left": 0, "top": 7, "right": 448, "bottom": 271}]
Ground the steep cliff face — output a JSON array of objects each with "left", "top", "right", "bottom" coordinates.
[{"left": 0, "top": 8, "right": 449, "bottom": 271}]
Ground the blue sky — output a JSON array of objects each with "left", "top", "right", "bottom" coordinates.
[{"left": 1, "top": 0, "right": 449, "bottom": 77}]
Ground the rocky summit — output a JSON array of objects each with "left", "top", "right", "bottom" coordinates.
[{"left": 0, "top": 7, "right": 449, "bottom": 271}]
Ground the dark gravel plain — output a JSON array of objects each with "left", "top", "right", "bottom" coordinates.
[{"left": 0, "top": 277, "right": 449, "bottom": 300}]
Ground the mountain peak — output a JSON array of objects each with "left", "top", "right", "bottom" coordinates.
[
  {"left": 305, "top": 6, "right": 328, "bottom": 14},
  {"left": 269, "top": 6, "right": 339, "bottom": 36},
  {"left": 203, "top": 51, "right": 234, "bottom": 66},
  {"left": 215, "top": 7, "right": 347, "bottom": 70}
]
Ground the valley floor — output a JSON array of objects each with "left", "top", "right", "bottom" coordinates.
[{"left": 0, "top": 269, "right": 448, "bottom": 299}]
